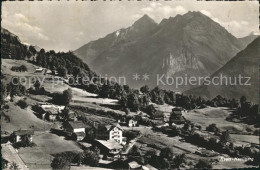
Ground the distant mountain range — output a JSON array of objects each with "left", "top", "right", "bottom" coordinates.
[
  {"left": 185, "top": 37, "right": 259, "bottom": 103},
  {"left": 74, "top": 11, "right": 256, "bottom": 91}
]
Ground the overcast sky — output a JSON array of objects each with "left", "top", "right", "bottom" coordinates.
[{"left": 2, "top": 0, "right": 259, "bottom": 52}]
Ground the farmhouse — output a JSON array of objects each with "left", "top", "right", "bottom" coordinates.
[
  {"left": 64, "top": 121, "right": 87, "bottom": 141},
  {"left": 170, "top": 108, "right": 186, "bottom": 124},
  {"left": 127, "top": 118, "right": 138, "bottom": 127},
  {"left": 40, "top": 104, "right": 65, "bottom": 112},
  {"left": 12, "top": 130, "right": 34, "bottom": 143},
  {"left": 44, "top": 107, "right": 59, "bottom": 121},
  {"left": 94, "top": 140, "right": 123, "bottom": 159},
  {"left": 68, "top": 110, "right": 79, "bottom": 121},
  {"left": 95, "top": 124, "right": 123, "bottom": 144},
  {"left": 163, "top": 112, "right": 171, "bottom": 122},
  {"left": 64, "top": 121, "right": 86, "bottom": 133},
  {"left": 118, "top": 117, "right": 138, "bottom": 127},
  {"left": 35, "top": 68, "right": 43, "bottom": 73},
  {"left": 37, "top": 104, "right": 65, "bottom": 121}
]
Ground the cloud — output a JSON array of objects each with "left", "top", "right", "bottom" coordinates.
[
  {"left": 1, "top": 8, "right": 50, "bottom": 43},
  {"left": 199, "top": 10, "right": 253, "bottom": 37},
  {"left": 138, "top": 3, "right": 188, "bottom": 21}
]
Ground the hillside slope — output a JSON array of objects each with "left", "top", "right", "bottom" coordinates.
[{"left": 185, "top": 37, "right": 260, "bottom": 103}]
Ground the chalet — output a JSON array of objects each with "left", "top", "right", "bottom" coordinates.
[
  {"left": 4, "top": 94, "right": 11, "bottom": 102},
  {"left": 118, "top": 117, "right": 138, "bottom": 127},
  {"left": 170, "top": 108, "right": 186, "bottom": 125},
  {"left": 46, "top": 69, "right": 52, "bottom": 74},
  {"left": 95, "top": 124, "right": 123, "bottom": 144},
  {"left": 127, "top": 118, "right": 138, "bottom": 127},
  {"left": 126, "top": 159, "right": 153, "bottom": 170},
  {"left": 35, "top": 68, "right": 43, "bottom": 73},
  {"left": 65, "top": 121, "right": 86, "bottom": 133},
  {"left": 74, "top": 132, "right": 85, "bottom": 141},
  {"left": 38, "top": 104, "right": 65, "bottom": 121},
  {"left": 68, "top": 110, "right": 79, "bottom": 121},
  {"left": 64, "top": 121, "right": 86, "bottom": 141},
  {"left": 128, "top": 161, "right": 141, "bottom": 169},
  {"left": 163, "top": 112, "right": 171, "bottom": 122},
  {"left": 44, "top": 107, "right": 59, "bottom": 121},
  {"left": 78, "top": 142, "right": 92, "bottom": 150},
  {"left": 40, "top": 104, "right": 65, "bottom": 112},
  {"left": 12, "top": 130, "right": 34, "bottom": 143},
  {"left": 95, "top": 140, "right": 123, "bottom": 159}
]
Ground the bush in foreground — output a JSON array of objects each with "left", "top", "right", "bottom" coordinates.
[
  {"left": 16, "top": 99, "right": 28, "bottom": 109},
  {"left": 194, "top": 159, "right": 212, "bottom": 169}
]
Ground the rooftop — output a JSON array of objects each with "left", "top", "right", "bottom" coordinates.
[
  {"left": 68, "top": 121, "right": 86, "bottom": 129},
  {"left": 74, "top": 132, "right": 85, "bottom": 136},
  {"left": 44, "top": 107, "right": 59, "bottom": 114},
  {"left": 128, "top": 161, "right": 141, "bottom": 169},
  {"left": 96, "top": 124, "right": 123, "bottom": 131},
  {"left": 96, "top": 140, "right": 123, "bottom": 150},
  {"left": 13, "top": 130, "right": 34, "bottom": 136}
]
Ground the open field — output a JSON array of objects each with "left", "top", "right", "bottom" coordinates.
[
  {"left": 183, "top": 107, "right": 259, "bottom": 147},
  {"left": 1, "top": 98, "right": 51, "bottom": 133},
  {"left": 18, "top": 132, "right": 83, "bottom": 169},
  {"left": 182, "top": 107, "right": 257, "bottom": 133},
  {"left": 2, "top": 144, "right": 29, "bottom": 170}
]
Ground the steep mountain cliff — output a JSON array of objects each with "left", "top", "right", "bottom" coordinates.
[{"left": 74, "top": 12, "right": 246, "bottom": 90}]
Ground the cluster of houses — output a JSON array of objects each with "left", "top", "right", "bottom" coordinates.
[
  {"left": 32, "top": 102, "right": 138, "bottom": 160},
  {"left": 35, "top": 102, "right": 66, "bottom": 121},
  {"left": 63, "top": 120, "right": 127, "bottom": 159},
  {"left": 3, "top": 102, "right": 187, "bottom": 169}
]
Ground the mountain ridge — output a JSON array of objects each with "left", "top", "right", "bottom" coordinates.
[
  {"left": 185, "top": 37, "right": 259, "bottom": 103},
  {"left": 74, "top": 11, "right": 249, "bottom": 91}
]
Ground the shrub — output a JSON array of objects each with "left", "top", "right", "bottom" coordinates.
[
  {"left": 123, "top": 130, "right": 140, "bottom": 143},
  {"left": 160, "top": 147, "right": 173, "bottom": 160},
  {"left": 52, "top": 88, "right": 72, "bottom": 106},
  {"left": 206, "top": 124, "right": 220, "bottom": 134},
  {"left": 16, "top": 99, "right": 28, "bottom": 109},
  {"left": 20, "top": 65, "right": 28, "bottom": 72},
  {"left": 51, "top": 156, "right": 69, "bottom": 170},
  {"left": 81, "top": 149, "right": 99, "bottom": 166},
  {"left": 3, "top": 104, "right": 9, "bottom": 110},
  {"left": 10, "top": 65, "right": 28, "bottom": 72},
  {"left": 194, "top": 159, "right": 212, "bottom": 169}
]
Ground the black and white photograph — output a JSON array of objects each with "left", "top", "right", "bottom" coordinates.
[{"left": 1, "top": 0, "right": 259, "bottom": 169}]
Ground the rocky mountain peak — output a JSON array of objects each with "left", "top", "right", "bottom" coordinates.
[{"left": 132, "top": 14, "right": 157, "bottom": 28}]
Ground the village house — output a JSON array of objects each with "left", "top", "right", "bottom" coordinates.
[
  {"left": 12, "top": 130, "right": 34, "bottom": 143},
  {"left": 128, "top": 161, "right": 151, "bottom": 170},
  {"left": 94, "top": 140, "right": 123, "bottom": 160},
  {"left": 36, "top": 104, "right": 65, "bottom": 121},
  {"left": 40, "top": 104, "right": 65, "bottom": 112},
  {"left": 118, "top": 117, "right": 138, "bottom": 127},
  {"left": 94, "top": 124, "right": 123, "bottom": 144},
  {"left": 44, "top": 107, "right": 59, "bottom": 121},
  {"left": 35, "top": 67, "right": 43, "bottom": 73},
  {"left": 68, "top": 110, "right": 79, "bottom": 121},
  {"left": 163, "top": 112, "right": 171, "bottom": 122},
  {"left": 127, "top": 118, "right": 138, "bottom": 127},
  {"left": 170, "top": 108, "right": 186, "bottom": 125},
  {"left": 64, "top": 121, "right": 87, "bottom": 141}
]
